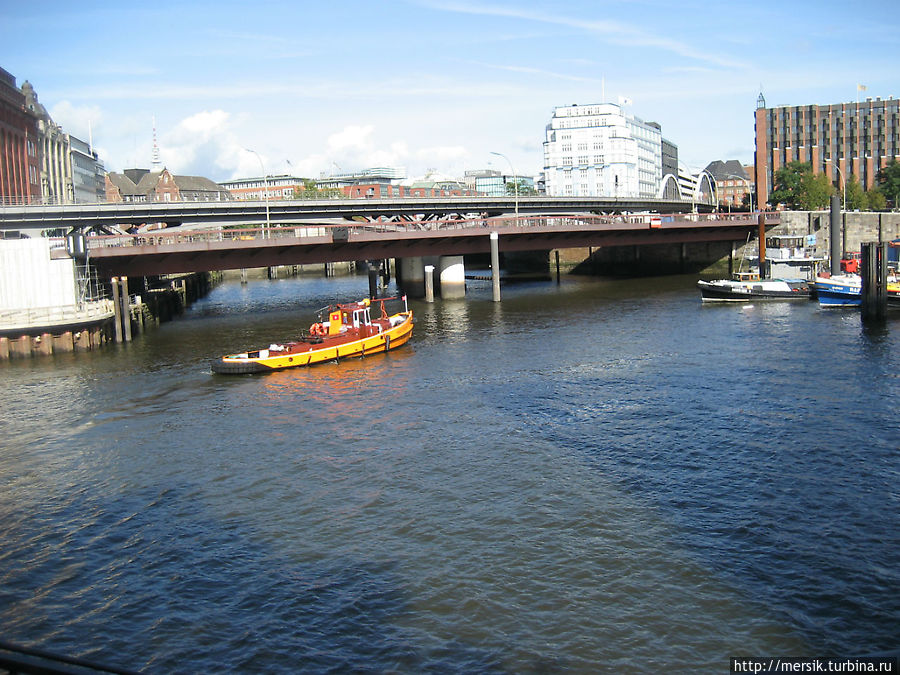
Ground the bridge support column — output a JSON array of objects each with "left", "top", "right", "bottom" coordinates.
[
  {"left": 438, "top": 255, "right": 465, "bottom": 299},
  {"left": 424, "top": 265, "right": 435, "bottom": 303},
  {"left": 398, "top": 256, "right": 425, "bottom": 298}
]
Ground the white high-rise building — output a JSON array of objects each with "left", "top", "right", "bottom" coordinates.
[{"left": 543, "top": 103, "right": 665, "bottom": 198}]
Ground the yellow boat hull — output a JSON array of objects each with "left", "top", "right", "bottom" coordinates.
[{"left": 212, "top": 311, "right": 413, "bottom": 374}]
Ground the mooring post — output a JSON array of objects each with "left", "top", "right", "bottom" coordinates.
[
  {"left": 555, "top": 250, "right": 561, "bottom": 284},
  {"left": 368, "top": 263, "right": 379, "bottom": 299},
  {"left": 860, "top": 241, "right": 888, "bottom": 321},
  {"left": 121, "top": 276, "right": 132, "bottom": 342},
  {"left": 424, "top": 265, "right": 435, "bottom": 303},
  {"left": 110, "top": 277, "right": 123, "bottom": 343},
  {"left": 490, "top": 231, "right": 501, "bottom": 302}
]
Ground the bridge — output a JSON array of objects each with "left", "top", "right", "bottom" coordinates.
[
  {"left": 71, "top": 212, "right": 772, "bottom": 278},
  {"left": 0, "top": 195, "right": 715, "bottom": 233},
  {"left": 0, "top": 195, "right": 768, "bottom": 281}
]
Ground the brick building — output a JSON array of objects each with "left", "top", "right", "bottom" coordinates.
[
  {"left": 755, "top": 91, "right": 900, "bottom": 208},
  {"left": 0, "top": 67, "right": 41, "bottom": 204},
  {"left": 106, "top": 168, "right": 232, "bottom": 202}
]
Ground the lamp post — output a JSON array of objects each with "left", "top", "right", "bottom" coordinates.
[
  {"left": 834, "top": 163, "right": 846, "bottom": 211},
  {"left": 490, "top": 151, "right": 518, "bottom": 220},
  {"left": 244, "top": 148, "right": 271, "bottom": 238}
]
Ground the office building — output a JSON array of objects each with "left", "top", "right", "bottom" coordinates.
[
  {"left": 754, "top": 91, "right": 900, "bottom": 208},
  {"left": 542, "top": 103, "right": 669, "bottom": 199}
]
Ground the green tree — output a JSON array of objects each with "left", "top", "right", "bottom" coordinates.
[
  {"left": 843, "top": 176, "right": 867, "bottom": 211},
  {"left": 876, "top": 159, "right": 900, "bottom": 207},
  {"left": 867, "top": 188, "right": 887, "bottom": 211},
  {"left": 798, "top": 171, "right": 833, "bottom": 210},
  {"left": 769, "top": 161, "right": 810, "bottom": 209},
  {"left": 769, "top": 162, "right": 834, "bottom": 210},
  {"left": 505, "top": 179, "right": 537, "bottom": 196}
]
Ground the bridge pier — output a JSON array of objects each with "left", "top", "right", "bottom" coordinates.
[
  {"left": 397, "top": 256, "right": 425, "bottom": 297},
  {"left": 438, "top": 255, "right": 466, "bottom": 299},
  {"left": 397, "top": 255, "right": 467, "bottom": 299}
]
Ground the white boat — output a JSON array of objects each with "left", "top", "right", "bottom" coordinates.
[
  {"left": 698, "top": 271, "right": 810, "bottom": 302},
  {"left": 813, "top": 274, "right": 861, "bottom": 307}
]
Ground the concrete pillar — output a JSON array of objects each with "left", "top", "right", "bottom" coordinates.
[
  {"left": 0, "top": 337, "right": 9, "bottom": 360},
  {"left": 438, "top": 255, "right": 465, "bottom": 299},
  {"left": 490, "top": 232, "right": 501, "bottom": 302},
  {"left": 398, "top": 256, "right": 425, "bottom": 298},
  {"left": 424, "top": 265, "right": 435, "bottom": 303}
]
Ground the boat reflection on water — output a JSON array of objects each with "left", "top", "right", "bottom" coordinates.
[{"left": 259, "top": 347, "right": 416, "bottom": 420}]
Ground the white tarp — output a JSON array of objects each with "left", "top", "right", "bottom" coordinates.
[{"left": 0, "top": 239, "right": 77, "bottom": 311}]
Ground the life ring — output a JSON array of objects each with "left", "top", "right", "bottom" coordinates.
[{"left": 310, "top": 322, "right": 326, "bottom": 336}]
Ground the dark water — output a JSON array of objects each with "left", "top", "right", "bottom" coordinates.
[{"left": 1, "top": 273, "right": 898, "bottom": 673}]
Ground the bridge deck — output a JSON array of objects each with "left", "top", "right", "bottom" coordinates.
[{"left": 76, "top": 214, "right": 772, "bottom": 277}]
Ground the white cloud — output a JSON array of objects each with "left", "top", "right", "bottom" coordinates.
[
  {"left": 48, "top": 101, "right": 104, "bottom": 142},
  {"left": 327, "top": 125, "right": 375, "bottom": 152},
  {"left": 159, "top": 110, "right": 245, "bottom": 177}
]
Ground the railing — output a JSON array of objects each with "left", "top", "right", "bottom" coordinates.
[
  {"left": 0, "top": 300, "right": 115, "bottom": 331},
  {"left": 57, "top": 213, "right": 767, "bottom": 252}
]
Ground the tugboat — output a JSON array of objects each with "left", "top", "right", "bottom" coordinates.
[
  {"left": 697, "top": 232, "right": 817, "bottom": 302},
  {"left": 211, "top": 296, "right": 413, "bottom": 374},
  {"left": 697, "top": 271, "right": 811, "bottom": 302}
]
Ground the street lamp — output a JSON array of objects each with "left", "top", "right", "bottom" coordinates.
[
  {"left": 490, "top": 151, "right": 518, "bottom": 220},
  {"left": 244, "top": 148, "right": 271, "bottom": 238},
  {"left": 834, "top": 163, "right": 846, "bottom": 211}
]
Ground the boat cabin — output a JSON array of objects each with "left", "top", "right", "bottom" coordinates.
[{"left": 733, "top": 271, "right": 761, "bottom": 282}]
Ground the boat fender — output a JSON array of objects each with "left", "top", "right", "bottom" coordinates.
[{"left": 385, "top": 334, "right": 390, "bottom": 352}]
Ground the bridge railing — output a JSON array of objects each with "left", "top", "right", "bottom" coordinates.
[{"left": 54, "top": 212, "right": 767, "bottom": 251}]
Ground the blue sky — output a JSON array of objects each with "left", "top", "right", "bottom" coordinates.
[{"left": 3, "top": 0, "right": 898, "bottom": 182}]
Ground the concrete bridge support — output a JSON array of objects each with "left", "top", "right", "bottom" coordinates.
[
  {"left": 438, "top": 255, "right": 466, "bottom": 299},
  {"left": 397, "top": 256, "right": 426, "bottom": 298}
]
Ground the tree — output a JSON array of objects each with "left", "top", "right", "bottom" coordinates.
[
  {"left": 867, "top": 188, "right": 887, "bottom": 211},
  {"left": 505, "top": 179, "right": 537, "bottom": 196},
  {"left": 769, "top": 162, "right": 833, "bottom": 210},
  {"left": 769, "top": 161, "right": 810, "bottom": 209},
  {"left": 799, "top": 171, "right": 833, "bottom": 210},
  {"left": 876, "top": 159, "right": 900, "bottom": 208},
  {"left": 844, "top": 176, "right": 867, "bottom": 211}
]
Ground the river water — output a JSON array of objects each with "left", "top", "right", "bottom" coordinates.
[{"left": 0, "top": 273, "right": 897, "bottom": 673}]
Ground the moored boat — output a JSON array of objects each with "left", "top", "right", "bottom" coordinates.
[
  {"left": 211, "top": 296, "right": 413, "bottom": 374},
  {"left": 813, "top": 274, "right": 861, "bottom": 307},
  {"left": 698, "top": 271, "right": 810, "bottom": 302}
]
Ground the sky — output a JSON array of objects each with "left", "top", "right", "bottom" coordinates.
[{"left": 3, "top": 0, "right": 898, "bottom": 183}]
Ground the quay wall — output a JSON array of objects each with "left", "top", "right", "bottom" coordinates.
[{"left": 563, "top": 211, "right": 900, "bottom": 277}]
